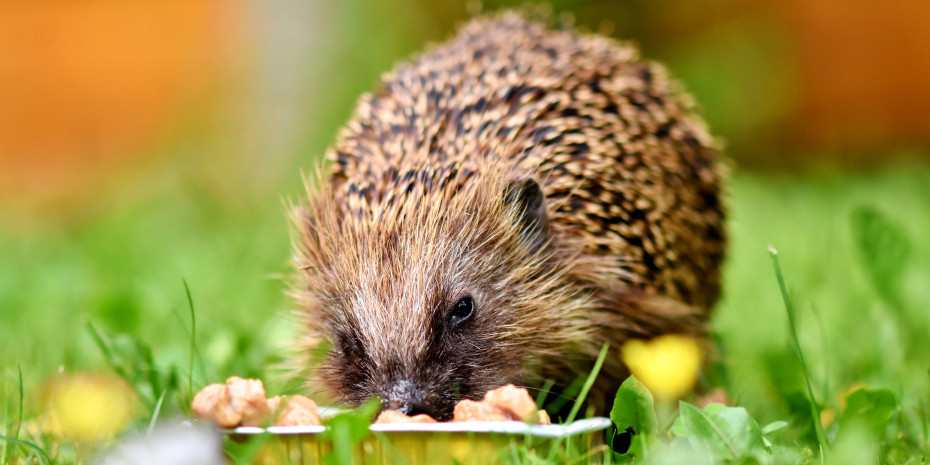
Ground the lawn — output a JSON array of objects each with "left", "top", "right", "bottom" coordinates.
[{"left": 2, "top": 163, "right": 929, "bottom": 463}]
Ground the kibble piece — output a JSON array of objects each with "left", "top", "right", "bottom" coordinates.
[
  {"left": 374, "top": 410, "right": 438, "bottom": 424},
  {"left": 483, "top": 384, "right": 537, "bottom": 421},
  {"left": 452, "top": 399, "right": 510, "bottom": 422},
  {"left": 192, "top": 377, "right": 274, "bottom": 428},
  {"left": 224, "top": 377, "right": 270, "bottom": 426},
  {"left": 270, "top": 395, "right": 321, "bottom": 426},
  {"left": 536, "top": 409, "right": 551, "bottom": 425},
  {"left": 266, "top": 395, "right": 282, "bottom": 412},
  {"left": 210, "top": 382, "right": 243, "bottom": 428},
  {"left": 192, "top": 384, "right": 225, "bottom": 421}
]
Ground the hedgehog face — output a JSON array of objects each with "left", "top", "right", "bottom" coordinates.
[
  {"left": 325, "top": 282, "right": 516, "bottom": 421},
  {"left": 298, "top": 174, "right": 574, "bottom": 420}
]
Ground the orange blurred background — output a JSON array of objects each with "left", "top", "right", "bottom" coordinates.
[
  {"left": 0, "top": 0, "right": 245, "bottom": 210},
  {"left": 783, "top": 0, "right": 930, "bottom": 151},
  {"left": 1, "top": 0, "right": 928, "bottom": 215}
]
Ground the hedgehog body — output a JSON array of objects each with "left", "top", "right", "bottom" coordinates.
[{"left": 295, "top": 14, "right": 726, "bottom": 420}]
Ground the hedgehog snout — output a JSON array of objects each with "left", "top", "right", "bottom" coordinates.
[{"left": 378, "top": 379, "right": 442, "bottom": 418}]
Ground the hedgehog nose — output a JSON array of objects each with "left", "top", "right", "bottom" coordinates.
[
  {"left": 384, "top": 399, "right": 432, "bottom": 417},
  {"left": 396, "top": 402, "right": 431, "bottom": 417}
]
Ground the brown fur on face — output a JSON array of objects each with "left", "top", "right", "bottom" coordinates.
[
  {"left": 295, "top": 164, "right": 601, "bottom": 419},
  {"left": 293, "top": 13, "right": 726, "bottom": 420}
]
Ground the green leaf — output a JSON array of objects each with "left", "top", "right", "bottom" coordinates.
[
  {"left": 836, "top": 388, "right": 898, "bottom": 440},
  {"left": 761, "top": 420, "right": 788, "bottom": 435},
  {"left": 322, "top": 398, "right": 380, "bottom": 465},
  {"left": 611, "top": 376, "right": 658, "bottom": 436},
  {"left": 760, "top": 420, "right": 788, "bottom": 448},
  {"left": 850, "top": 206, "right": 911, "bottom": 307},
  {"left": 672, "top": 402, "right": 767, "bottom": 460},
  {"left": 646, "top": 436, "right": 715, "bottom": 465},
  {"left": 824, "top": 422, "right": 875, "bottom": 465}
]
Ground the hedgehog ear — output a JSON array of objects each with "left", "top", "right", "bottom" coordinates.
[{"left": 504, "top": 178, "right": 549, "bottom": 252}]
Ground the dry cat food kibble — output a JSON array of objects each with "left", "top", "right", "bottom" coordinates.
[
  {"left": 452, "top": 399, "right": 512, "bottom": 422},
  {"left": 451, "top": 384, "right": 550, "bottom": 424},
  {"left": 374, "top": 410, "right": 438, "bottom": 424},
  {"left": 483, "top": 384, "right": 539, "bottom": 420},
  {"left": 192, "top": 377, "right": 320, "bottom": 428},
  {"left": 193, "top": 380, "right": 547, "bottom": 426},
  {"left": 192, "top": 376, "right": 270, "bottom": 428},
  {"left": 268, "top": 395, "right": 322, "bottom": 427}
]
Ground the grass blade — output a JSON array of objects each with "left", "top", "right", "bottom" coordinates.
[
  {"left": 183, "top": 279, "right": 197, "bottom": 403},
  {"left": 85, "top": 318, "right": 132, "bottom": 382},
  {"left": 0, "top": 367, "right": 23, "bottom": 465},
  {"left": 148, "top": 390, "right": 167, "bottom": 433},
  {"left": 546, "top": 377, "right": 585, "bottom": 417},
  {"left": 534, "top": 379, "right": 555, "bottom": 409},
  {"left": 544, "top": 344, "right": 610, "bottom": 463},
  {"left": 16, "top": 366, "right": 23, "bottom": 442},
  {"left": 566, "top": 344, "right": 610, "bottom": 424},
  {"left": 809, "top": 304, "right": 831, "bottom": 401},
  {"left": 769, "top": 246, "right": 829, "bottom": 451},
  {"left": 919, "top": 399, "right": 929, "bottom": 447},
  {"left": 0, "top": 435, "right": 51, "bottom": 465}
]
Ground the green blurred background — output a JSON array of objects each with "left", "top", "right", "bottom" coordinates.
[{"left": 1, "top": 0, "right": 929, "bottom": 438}]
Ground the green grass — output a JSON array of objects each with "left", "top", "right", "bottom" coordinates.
[{"left": 2, "top": 164, "right": 930, "bottom": 463}]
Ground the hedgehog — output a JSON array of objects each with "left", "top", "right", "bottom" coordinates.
[{"left": 292, "top": 13, "right": 726, "bottom": 421}]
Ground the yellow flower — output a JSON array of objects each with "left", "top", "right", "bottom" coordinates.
[
  {"left": 42, "top": 372, "right": 138, "bottom": 441},
  {"left": 621, "top": 335, "right": 703, "bottom": 401}
]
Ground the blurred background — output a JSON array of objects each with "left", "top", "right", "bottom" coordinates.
[
  {"left": 1, "top": 0, "right": 929, "bottom": 444},
  {"left": 4, "top": 0, "right": 930, "bottom": 213}
]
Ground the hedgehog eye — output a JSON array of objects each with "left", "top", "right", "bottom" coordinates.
[{"left": 448, "top": 297, "right": 475, "bottom": 330}]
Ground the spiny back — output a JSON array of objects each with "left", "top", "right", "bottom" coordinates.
[{"left": 325, "top": 13, "right": 725, "bottom": 311}]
